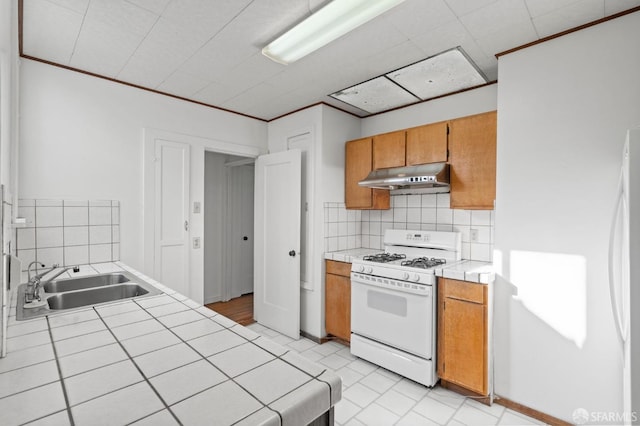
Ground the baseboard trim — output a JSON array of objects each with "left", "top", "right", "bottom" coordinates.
[
  {"left": 300, "top": 331, "right": 330, "bottom": 344},
  {"left": 494, "top": 395, "right": 572, "bottom": 426}
]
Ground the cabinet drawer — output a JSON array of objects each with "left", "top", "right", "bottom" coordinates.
[
  {"left": 326, "top": 260, "right": 351, "bottom": 277},
  {"left": 441, "top": 278, "right": 486, "bottom": 304}
]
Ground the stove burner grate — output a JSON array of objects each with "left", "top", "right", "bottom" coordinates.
[
  {"left": 401, "top": 257, "right": 447, "bottom": 269},
  {"left": 362, "top": 253, "right": 407, "bottom": 263}
]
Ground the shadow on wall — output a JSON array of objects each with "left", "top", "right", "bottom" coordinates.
[{"left": 492, "top": 248, "right": 624, "bottom": 421}]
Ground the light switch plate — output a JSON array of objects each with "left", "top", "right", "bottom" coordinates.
[
  {"left": 193, "top": 237, "right": 201, "bottom": 249},
  {"left": 193, "top": 202, "right": 201, "bottom": 214}
]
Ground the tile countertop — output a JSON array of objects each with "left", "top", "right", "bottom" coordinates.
[
  {"left": 1, "top": 262, "right": 341, "bottom": 426},
  {"left": 324, "top": 249, "right": 494, "bottom": 284}
]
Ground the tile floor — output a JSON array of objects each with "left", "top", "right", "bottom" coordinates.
[{"left": 245, "top": 323, "right": 546, "bottom": 426}]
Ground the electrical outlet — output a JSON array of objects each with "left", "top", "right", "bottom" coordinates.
[
  {"left": 470, "top": 229, "right": 479, "bottom": 242},
  {"left": 193, "top": 237, "right": 201, "bottom": 249}
]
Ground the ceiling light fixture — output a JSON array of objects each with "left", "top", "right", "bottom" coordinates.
[{"left": 262, "top": 0, "right": 406, "bottom": 65}]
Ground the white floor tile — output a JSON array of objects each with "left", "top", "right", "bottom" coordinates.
[
  {"left": 343, "top": 383, "right": 380, "bottom": 408},
  {"left": 286, "top": 337, "right": 317, "bottom": 353},
  {"left": 452, "top": 403, "right": 500, "bottom": 425},
  {"left": 465, "top": 397, "right": 506, "bottom": 418},
  {"left": 428, "top": 385, "right": 467, "bottom": 408},
  {"left": 346, "top": 358, "right": 378, "bottom": 376},
  {"left": 334, "top": 397, "right": 361, "bottom": 425},
  {"left": 392, "top": 378, "right": 431, "bottom": 401},
  {"left": 300, "top": 348, "right": 325, "bottom": 362},
  {"left": 413, "top": 394, "right": 457, "bottom": 424},
  {"left": 498, "top": 410, "right": 546, "bottom": 425},
  {"left": 354, "top": 403, "right": 400, "bottom": 425},
  {"left": 311, "top": 341, "right": 343, "bottom": 356},
  {"left": 375, "top": 389, "right": 416, "bottom": 417},
  {"left": 319, "top": 353, "right": 351, "bottom": 370},
  {"left": 396, "top": 411, "right": 440, "bottom": 426},
  {"left": 335, "top": 366, "right": 364, "bottom": 388},
  {"left": 359, "top": 370, "right": 397, "bottom": 393}
]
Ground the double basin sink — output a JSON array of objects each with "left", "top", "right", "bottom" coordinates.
[{"left": 17, "top": 270, "right": 162, "bottom": 321}]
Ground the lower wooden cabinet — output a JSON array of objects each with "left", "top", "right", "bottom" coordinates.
[
  {"left": 325, "top": 260, "right": 351, "bottom": 342},
  {"left": 437, "top": 278, "right": 488, "bottom": 395}
]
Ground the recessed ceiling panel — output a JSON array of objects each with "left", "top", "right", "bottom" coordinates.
[
  {"left": 330, "top": 77, "right": 419, "bottom": 114},
  {"left": 386, "top": 47, "right": 487, "bottom": 101}
]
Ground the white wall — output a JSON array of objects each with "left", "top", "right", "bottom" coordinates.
[
  {"left": 495, "top": 11, "right": 640, "bottom": 422},
  {"left": 361, "top": 83, "right": 497, "bottom": 136},
  {"left": 19, "top": 60, "right": 267, "bottom": 281}
]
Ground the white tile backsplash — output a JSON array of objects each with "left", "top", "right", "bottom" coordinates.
[
  {"left": 325, "top": 193, "right": 494, "bottom": 261},
  {"left": 16, "top": 199, "right": 121, "bottom": 270}
]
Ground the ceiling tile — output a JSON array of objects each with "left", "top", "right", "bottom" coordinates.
[
  {"left": 459, "top": 0, "right": 531, "bottom": 39},
  {"left": 22, "top": 0, "right": 84, "bottom": 64},
  {"left": 45, "top": 0, "right": 90, "bottom": 14},
  {"left": 604, "top": 0, "right": 640, "bottom": 14},
  {"left": 387, "top": 48, "right": 487, "bottom": 100},
  {"left": 532, "top": 0, "right": 604, "bottom": 38},
  {"left": 85, "top": 0, "right": 159, "bottom": 37},
  {"left": 474, "top": 18, "right": 538, "bottom": 56},
  {"left": 222, "top": 83, "right": 283, "bottom": 111},
  {"left": 156, "top": 71, "right": 212, "bottom": 98},
  {"left": 444, "top": 0, "right": 499, "bottom": 17},
  {"left": 126, "top": 0, "right": 172, "bottom": 15},
  {"left": 69, "top": 20, "right": 145, "bottom": 77},
  {"left": 524, "top": 0, "right": 590, "bottom": 18},
  {"left": 331, "top": 77, "right": 420, "bottom": 113},
  {"left": 384, "top": 0, "right": 458, "bottom": 39},
  {"left": 192, "top": 81, "right": 244, "bottom": 106},
  {"left": 161, "top": 0, "right": 253, "bottom": 40}
]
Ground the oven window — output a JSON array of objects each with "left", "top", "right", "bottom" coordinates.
[{"left": 367, "top": 289, "right": 407, "bottom": 317}]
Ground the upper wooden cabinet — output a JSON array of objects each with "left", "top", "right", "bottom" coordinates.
[
  {"left": 345, "top": 138, "right": 390, "bottom": 210},
  {"left": 373, "top": 130, "right": 406, "bottom": 169},
  {"left": 406, "top": 121, "right": 448, "bottom": 166},
  {"left": 448, "top": 111, "right": 497, "bottom": 209}
]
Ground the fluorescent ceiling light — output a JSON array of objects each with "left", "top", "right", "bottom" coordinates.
[{"left": 262, "top": 0, "right": 406, "bottom": 65}]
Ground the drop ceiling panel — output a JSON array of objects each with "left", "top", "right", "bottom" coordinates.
[
  {"left": 531, "top": 0, "right": 605, "bottom": 38},
  {"left": 605, "top": 0, "right": 640, "bottom": 14},
  {"left": 524, "top": 0, "right": 594, "bottom": 18},
  {"left": 45, "top": 0, "right": 89, "bottom": 15},
  {"left": 22, "top": 0, "right": 84, "bottom": 64},
  {"left": 331, "top": 77, "right": 420, "bottom": 113},
  {"left": 474, "top": 19, "right": 539, "bottom": 57},
  {"left": 70, "top": 20, "right": 145, "bottom": 77},
  {"left": 157, "top": 70, "right": 211, "bottom": 98},
  {"left": 459, "top": 0, "right": 532, "bottom": 40},
  {"left": 387, "top": 48, "right": 486, "bottom": 100},
  {"left": 126, "top": 0, "right": 172, "bottom": 15},
  {"left": 85, "top": 0, "right": 159, "bottom": 38},
  {"left": 384, "top": 0, "right": 458, "bottom": 39},
  {"left": 444, "top": 0, "right": 499, "bottom": 17}
]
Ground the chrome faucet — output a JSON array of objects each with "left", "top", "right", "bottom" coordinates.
[
  {"left": 25, "top": 263, "right": 80, "bottom": 303},
  {"left": 27, "top": 261, "right": 45, "bottom": 282}
]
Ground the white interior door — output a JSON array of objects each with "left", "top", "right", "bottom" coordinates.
[
  {"left": 254, "top": 149, "right": 301, "bottom": 339},
  {"left": 154, "top": 140, "right": 190, "bottom": 296},
  {"left": 227, "top": 164, "right": 254, "bottom": 299}
]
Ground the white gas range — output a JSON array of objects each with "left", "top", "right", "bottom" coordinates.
[{"left": 350, "top": 229, "right": 461, "bottom": 387}]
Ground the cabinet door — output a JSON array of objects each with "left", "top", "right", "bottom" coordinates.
[
  {"left": 406, "top": 121, "right": 448, "bottom": 165},
  {"left": 438, "top": 278, "right": 488, "bottom": 395},
  {"left": 373, "top": 131, "right": 406, "bottom": 169},
  {"left": 325, "top": 273, "right": 350, "bottom": 341},
  {"left": 345, "top": 138, "right": 390, "bottom": 210},
  {"left": 448, "top": 111, "right": 496, "bottom": 209}
]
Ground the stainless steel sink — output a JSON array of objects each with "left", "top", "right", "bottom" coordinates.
[
  {"left": 16, "top": 270, "right": 162, "bottom": 320},
  {"left": 47, "top": 284, "right": 149, "bottom": 310},
  {"left": 43, "top": 273, "right": 130, "bottom": 293}
]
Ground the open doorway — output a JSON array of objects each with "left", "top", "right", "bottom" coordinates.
[{"left": 202, "top": 151, "right": 255, "bottom": 324}]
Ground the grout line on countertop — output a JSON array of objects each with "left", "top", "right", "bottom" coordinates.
[{"left": 46, "top": 316, "right": 76, "bottom": 426}]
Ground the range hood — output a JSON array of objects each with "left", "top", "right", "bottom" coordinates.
[{"left": 359, "top": 162, "right": 450, "bottom": 193}]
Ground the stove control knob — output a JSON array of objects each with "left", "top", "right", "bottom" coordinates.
[
  {"left": 358, "top": 265, "right": 365, "bottom": 273},
  {"left": 412, "top": 274, "right": 420, "bottom": 282},
  {"left": 365, "top": 267, "right": 373, "bottom": 274},
  {"left": 402, "top": 272, "right": 410, "bottom": 280}
]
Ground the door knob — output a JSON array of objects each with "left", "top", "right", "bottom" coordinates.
[
  {"left": 289, "top": 250, "right": 296, "bottom": 257},
  {"left": 243, "top": 236, "right": 248, "bottom": 241}
]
